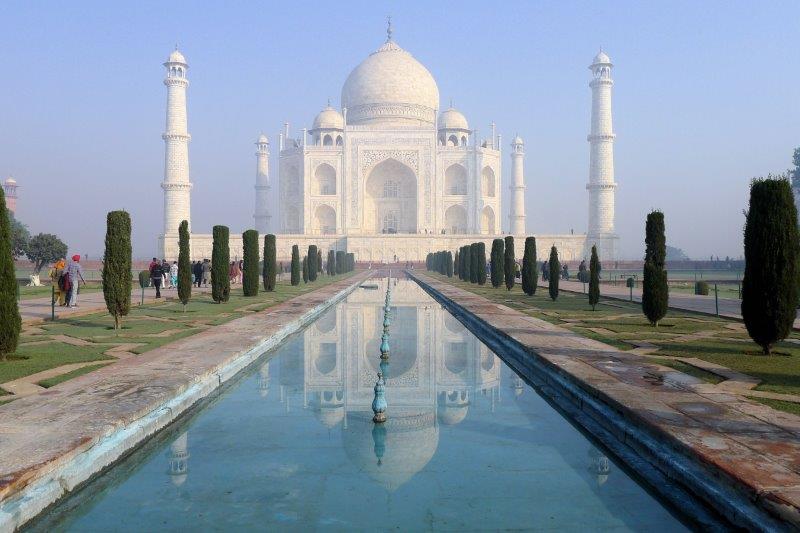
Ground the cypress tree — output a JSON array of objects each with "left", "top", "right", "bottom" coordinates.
[
  {"left": 522, "top": 237, "right": 537, "bottom": 296},
  {"left": 0, "top": 188, "right": 20, "bottom": 361},
  {"left": 290, "top": 245, "right": 301, "bottom": 285},
  {"left": 589, "top": 244, "right": 601, "bottom": 311},
  {"left": 471, "top": 242, "right": 487, "bottom": 285},
  {"left": 263, "top": 234, "right": 277, "bottom": 291},
  {"left": 177, "top": 220, "right": 192, "bottom": 308},
  {"left": 742, "top": 177, "right": 800, "bottom": 354},
  {"left": 102, "top": 211, "right": 132, "bottom": 330},
  {"left": 242, "top": 229, "right": 259, "bottom": 296},
  {"left": 548, "top": 246, "right": 560, "bottom": 301},
  {"left": 490, "top": 239, "right": 504, "bottom": 288},
  {"left": 211, "top": 225, "right": 230, "bottom": 303},
  {"left": 445, "top": 251, "right": 453, "bottom": 277},
  {"left": 463, "top": 245, "right": 472, "bottom": 282},
  {"left": 504, "top": 236, "right": 515, "bottom": 291},
  {"left": 327, "top": 249, "right": 335, "bottom": 276},
  {"left": 347, "top": 253, "right": 355, "bottom": 271},
  {"left": 302, "top": 256, "right": 309, "bottom": 283},
  {"left": 642, "top": 211, "right": 668, "bottom": 326},
  {"left": 336, "top": 251, "right": 345, "bottom": 274},
  {"left": 308, "top": 245, "right": 318, "bottom": 282},
  {"left": 318, "top": 249, "right": 323, "bottom": 274},
  {"left": 454, "top": 250, "right": 459, "bottom": 277}
]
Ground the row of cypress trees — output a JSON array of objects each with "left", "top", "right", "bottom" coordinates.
[
  {"left": 289, "top": 245, "right": 353, "bottom": 286},
  {"left": 425, "top": 251, "right": 453, "bottom": 277}
]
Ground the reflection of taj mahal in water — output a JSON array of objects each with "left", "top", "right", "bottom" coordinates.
[{"left": 166, "top": 280, "right": 611, "bottom": 493}]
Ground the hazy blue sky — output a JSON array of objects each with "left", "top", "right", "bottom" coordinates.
[{"left": 1, "top": 0, "right": 797, "bottom": 260}]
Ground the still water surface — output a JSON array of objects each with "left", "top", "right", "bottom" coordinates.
[{"left": 33, "top": 278, "right": 688, "bottom": 531}]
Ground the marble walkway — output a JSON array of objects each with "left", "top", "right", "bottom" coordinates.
[
  {"left": 413, "top": 272, "right": 800, "bottom": 529},
  {"left": 0, "top": 272, "right": 370, "bottom": 530}
]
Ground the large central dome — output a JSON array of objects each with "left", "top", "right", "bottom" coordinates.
[{"left": 341, "top": 39, "right": 440, "bottom": 127}]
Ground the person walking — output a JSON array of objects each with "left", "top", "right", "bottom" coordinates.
[
  {"left": 161, "top": 259, "right": 171, "bottom": 289},
  {"left": 150, "top": 258, "right": 164, "bottom": 298},
  {"left": 193, "top": 260, "right": 202, "bottom": 288},
  {"left": 49, "top": 258, "right": 66, "bottom": 306},
  {"left": 202, "top": 258, "right": 211, "bottom": 287},
  {"left": 170, "top": 261, "right": 178, "bottom": 288},
  {"left": 65, "top": 255, "right": 86, "bottom": 308}
]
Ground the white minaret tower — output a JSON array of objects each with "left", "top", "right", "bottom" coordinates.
[
  {"left": 587, "top": 50, "right": 617, "bottom": 244},
  {"left": 509, "top": 135, "right": 526, "bottom": 234},
  {"left": 161, "top": 47, "right": 192, "bottom": 238},
  {"left": 254, "top": 134, "right": 271, "bottom": 233}
]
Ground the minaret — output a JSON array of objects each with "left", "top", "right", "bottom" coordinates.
[
  {"left": 161, "top": 47, "right": 192, "bottom": 237},
  {"left": 509, "top": 136, "right": 526, "bottom": 234},
  {"left": 2, "top": 177, "right": 18, "bottom": 216},
  {"left": 254, "top": 134, "right": 271, "bottom": 233},
  {"left": 587, "top": 50, "right": 617, "bottom": 239}
]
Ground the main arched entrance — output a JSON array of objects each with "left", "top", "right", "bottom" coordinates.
[{"left": 364, "top": 159, "right": 417, "bottom": 233}]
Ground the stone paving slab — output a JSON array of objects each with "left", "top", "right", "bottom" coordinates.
[
  {"left": 0, "top": 272, "right": 369, "bottom": 530},
  {"left": 413, "top": 272, "right": 800, "bottom": 530}
]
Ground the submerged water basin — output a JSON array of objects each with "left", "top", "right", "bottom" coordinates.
[{"left": 32, "top": 278, "right": 689, "bottom": 531}]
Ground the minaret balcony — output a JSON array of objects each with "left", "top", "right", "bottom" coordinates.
[
  {"left": 161, "top": 182, "right": 193, "bottom": 191},
  {"left": 162, "top": 133, "right": 191, "bottom": 141},
  {"left": 587, "top": 134, "right": 616, "bottom": 142}
]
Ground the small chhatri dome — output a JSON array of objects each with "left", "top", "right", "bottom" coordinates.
[
  {"left": 312, "top": 105, "right": 345, "bottom": 130},
  {"left": 512, "top": 134, "right": 524, "bottom": 145},
  {"left": 438, "top": 107, "right": 469, "bottom": 131},
  {"left": 341, "top": 21, "right": 440, "bottom": 126},
  {"left": 167, "top": 47, "right": 186, "bottom": 64},
  {"left": 4, "top": 176, "right": 16, "bottom": 185},
  {"left": 257, "top": 133, "right": 269, "bottom": 144},
  {"left": 592, "top": 49, "right": 611, "bottom": 65}
]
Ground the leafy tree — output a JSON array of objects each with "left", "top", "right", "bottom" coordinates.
[
  {"left": 504, "top": 236, "right": 515, "bottom": 291},
  {"left": 25, "top": 233, "right": 67, "bottom": 274},
  {"left": 490, "top": 239, "right": 504, "bottom": 288},
  {"left": 327, "top": 249, "right": 336, "bottom": 276},
  {"left": 291, "top": 245, "right": 301, "bottom": 285},
  {"left": 263, "top": 234, "right": 277, "bottom": 291},
  {"left": 242, "top": 229, "right": 259, "bottom": 296},
  {"left": 589, "top": 244, "right": 601, "bottom": 311},
  {"left": 522, "top": 237, "right": 537, "bottom": 295},
  {"left": 211, "top": 225, "right": 230, "bottom": 303},
  {"left": 0, "top": 188, "right": 21, "bottom": 361},
  {"left": 642, "top": 211, "right": 668, "bottom": 326},
  {"left": 548, "top": 246, "right": 560, "bottom": 301},
  {"left": 742, "top": 177, "right": 800, "bottom": 354},
  {"left": 308, "top": 245, "right": 318, "bottom": 282},
  {"left": 9, "top": 215, "right": 29, "bottom": 258},
  {"left": 102, "top": 211, "right": 132, "bottom": 330},
  {"left": 302, "top": 256, "right": 308, "bottom": 283},
  {"left": 790, "top": 147, "right": 800, "bottom": 189},
  {"left": 177, "top": 220, "right": 192, "bottom": 308}
]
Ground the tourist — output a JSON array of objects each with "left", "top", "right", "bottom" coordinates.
[
  {"left": 149, "top": 259, "right": 164, "bottom": 298},
  {"left": 48, "top": 258, "right": 66, "bottom": 306},
  {"left": 193, "top": 260, "right": 203, "bottom": 288},
  {"left": 170, "top": 261, "right": 178, "bottom": 288},
  {"left": 161, "top": 259, "right": 170, "bottom": 288},
  {"left": 65, "top": 255, "right": 85, "bottom": 308},
  {"left": 202, "top": 259, "right": 211, "bottom": 287},
  {"left": 542, "top": 261, "right": 549, "bottom": 281},
  {"left": 229, "top": 261, "right": 239, "bottom": 284}
]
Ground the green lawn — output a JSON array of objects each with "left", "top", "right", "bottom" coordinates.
[
  {"left": 1, "top": 273, "right": 354, "bottom": 389},
  {"left": 17, "top": 282, "right": 103, "bottom": 301},
  {"left": 428, "top": 273, "right": 800, "bottom": 414},
  {"left": 37, "top": 362, "right": 112, "bottom": 388}
]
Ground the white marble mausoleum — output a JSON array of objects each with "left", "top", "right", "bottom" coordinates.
[{"left": 158, "top": 25, "right": 618, "bottom": 262}]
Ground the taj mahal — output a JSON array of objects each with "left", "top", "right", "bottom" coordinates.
[{"left": 158, "top": 23, "right": 618, "bottom": 261}]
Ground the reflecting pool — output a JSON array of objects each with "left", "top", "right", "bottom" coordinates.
[{"left": 32, "top": 278, "right": 689, "bottom": 531}]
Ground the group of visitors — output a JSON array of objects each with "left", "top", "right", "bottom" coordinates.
[
  {"left": 48, "top": 255, "right": 86, "bottom": 307},
  {"left": 191, "top": 259, "right": 211, "bottom": 288},
  {"left": 149, "top": 258, "right": 178, "bottom": 298},
  {"left": 541, "top": 261, "right": 570, "bottom": 281},
  {"left": 228, "top": 260, "right": 245, "bottom": 284}
]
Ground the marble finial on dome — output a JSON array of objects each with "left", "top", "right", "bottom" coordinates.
[{"left": 386, "top": 15, "right": 393, "bottom": 42}]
